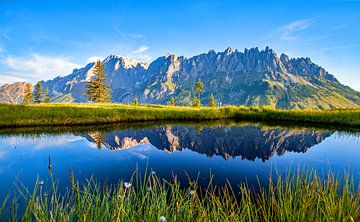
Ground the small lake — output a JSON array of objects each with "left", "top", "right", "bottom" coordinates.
[{"left": 0, "top": 122, "right": 359, "bottom": 201}]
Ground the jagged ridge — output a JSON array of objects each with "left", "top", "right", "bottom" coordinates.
[{"left": 2, "top": 47, "right": 360, "bottom": 109}]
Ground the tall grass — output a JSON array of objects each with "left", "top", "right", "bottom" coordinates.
[
  {"left": 1, "top": 103, "right": 360, "bottom": 128},
  {"left": 1, "top": 169, "right": 359, "bottom": 221}
]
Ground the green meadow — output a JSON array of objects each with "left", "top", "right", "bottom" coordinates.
[{"left": 0, "top": 103, "right": 360, "bottom": 128}]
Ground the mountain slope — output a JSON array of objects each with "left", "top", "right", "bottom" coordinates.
[
  {"left": 0, "top": 82, "right": 33, "bottom": 104},
  {"left": 14, "top": 47, "right": 360, "bottom": 109}
]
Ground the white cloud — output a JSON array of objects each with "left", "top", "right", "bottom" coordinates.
[
  {"left": 279, "top": 18, "right": 314, "bottom": 40},
  {"left": 128, "top": 45, "right": 151, "bottom": 62},
  {"left": 0, "top": 74, "right": 27, "bottom": 85},
  {"left": 1, "top": 53, "right": 80, "bottom": 83},
  {"left": 86, "top": 56, "right": 103, "bottom": 63},
  {"left": 131, "top": 46, "right": 150, "bottom": 54}
]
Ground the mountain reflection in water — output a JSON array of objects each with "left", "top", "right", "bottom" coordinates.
[{"left": 84, "top": 125, "right": 332, "bottom": 161}]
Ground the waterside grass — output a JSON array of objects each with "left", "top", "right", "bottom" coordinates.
[
  {"left": 0, "top": 103, "right": 360, "bottom": 128},
  {"left": 1, "top": 169, "right": 359, "bottom": 221}
]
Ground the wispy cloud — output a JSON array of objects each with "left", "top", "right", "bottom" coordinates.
[
  {"left": 128, "top": 45, "right": 151, "bottom": 61},
  {"left": 131, "top": 46, "right": 150, "bottom": 54},
  {"left": 0, "top": 74, "right": 28, "bottom": 85},
  {"left": 278, "top": 18, "right": 314, "bottom": 40},
  {"left": 1, "top": 53, "right": 80, "bottom": 83},
  {"left": 86, "top": 56, "right": 103, "bottom": 63},
  {"left": 0, "top": 30, "right": 12, "bottom": 41},
  {"left": 316, "top": 43, "right": 360, "bottom": 52},
  {"left": 115, "top": 28, "right": 144, "bottom": 40}
]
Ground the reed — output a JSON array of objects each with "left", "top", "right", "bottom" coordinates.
[{"left": 1, "top": 169, "right": 359, "bottom": 221}]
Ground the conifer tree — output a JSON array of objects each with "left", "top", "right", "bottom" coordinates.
[
  {"left": 194, "top": 79, "right": 204, "bottom": 106},
  {"left": 44, "top": 88, "right": 50, "bottom": 103},
  {"left": 23, "top": 84, "right": 33, "bottom": 104},
  {"left": 34, "top": 82, "right": 43, "bottom": 103},
  {"left": 90, "top": 131, "right": 105, "bottom": 149},
  {"left": 192, "top": 97, "right": 200, "bottom": 108},
  {"left": 209, "top": 94, "right": 216, "bottom": 107},
  {"left": 169, "top": 97, "right": 175, "bottom": 106},
  {"left": 86, "top": 60, "right": 111, "bottom": 103},
  {"left": 133, "top": 97, "right": 139, "bottom": 105}
]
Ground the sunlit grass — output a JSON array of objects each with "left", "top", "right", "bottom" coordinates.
[
  {"left": 0, "top": 103, "right": 360, "bottom": 128},
  {"left": 1, "top": 169, "right": 359, "bottom": 221}
]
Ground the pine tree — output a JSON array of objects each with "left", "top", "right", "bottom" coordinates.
[
  {"left": 133, "top": 97, "right": 139, "bottom": 105},
  {"left": 192, "top": 97, "right": 200, "bottom": 108},
  {"left": 86, "top": 60, "right": 111, "bottom": 103},
  {"left": 90, "top": 131, "right": 105, "bottom": 149},
  {"left": 34, "top": 82, "right": 43, "bottom": 103},
  {"left": 169, "top": 97, "right": 175, "bottom": 106},
  {"left": 44, "top": 88, "right": 50, "bottom": 103},
  {"left": 209, "top": 94, "right": 216, "bottom": 107},
  {"left": 194, "top": 79, "right": 204, "bottom": 106},
  {"left": 23, "top": 84, "right": 33, "bottom": 104}
]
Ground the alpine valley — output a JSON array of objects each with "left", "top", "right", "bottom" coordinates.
[{"left": 2, "top": 47, "right": 360, "bottom": 109}]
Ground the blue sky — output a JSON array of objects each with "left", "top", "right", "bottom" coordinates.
[{"left": 0, "top": 0, "right": 359, "bottom": 90}]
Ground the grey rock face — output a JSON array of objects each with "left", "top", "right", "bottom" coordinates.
[
  {"left": 0, "top": 82, "right": 33, "bottom": 104},
  {"left": 4, "top": 47, "right": 359, "bottom": 109}
]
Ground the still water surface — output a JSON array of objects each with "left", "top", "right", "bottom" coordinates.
[{"left": 0, "top": 122, "right": 359, "bottom": 200}]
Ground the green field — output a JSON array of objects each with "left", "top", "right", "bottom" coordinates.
[
  {"left": 2, "top": 169, "right": 359, "bottom": 221},
  {"left": 1, "top": 103, "right": 360, "bottom": 128}
]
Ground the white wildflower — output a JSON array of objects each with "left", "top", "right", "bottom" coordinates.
[
  {"left": 159, "top": 216, "right": 166, "bottom": 222},
  {"left": 38, "top": 180, "right": 44, "bottom": 186},
  {"left": 123, "top": 182, "right": 132, "bottom": 189}
]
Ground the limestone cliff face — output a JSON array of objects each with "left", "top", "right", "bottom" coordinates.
[
  {"left": 0, "top": 82, "right": 33, "bottom": 104},
  {"left": 5, "top": 47, "right": 359, "bottom": 109}
]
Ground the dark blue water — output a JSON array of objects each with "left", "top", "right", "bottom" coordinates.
[{"left": 0, "top": 123, "right": 359, "bottom": 201}]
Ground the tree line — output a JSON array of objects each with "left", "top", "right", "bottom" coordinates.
[
  {"left": 23, "top": 82, "right": 50, "bottom": 104},
  {"left": 23, "top": 60, "right": 217, "bottom": 107}
]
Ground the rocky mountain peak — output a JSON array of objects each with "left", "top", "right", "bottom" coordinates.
[
  {"left": 280, "top": 53, "right": 290, "bottom": 64},
  {"left": 104, "top": 54, "right": 148, "bottom": 69},
  {"left": 224, "top": 47, "right": 234, "bottom": 55}
]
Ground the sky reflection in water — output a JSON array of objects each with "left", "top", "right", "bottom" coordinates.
[{"left": 0, "top": 123, "right": 359, "bottom": 200}]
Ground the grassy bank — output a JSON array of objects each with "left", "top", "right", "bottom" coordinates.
[
  {"left": 2, "top": 170, "right": 359, "bottom": 221},
  {"left": 0, "top": 103, "right": 360, "bottom": 128}
]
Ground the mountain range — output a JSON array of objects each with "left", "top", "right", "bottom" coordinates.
[{"left": 1, "top": 47, "right": 360, "bottom": 109}]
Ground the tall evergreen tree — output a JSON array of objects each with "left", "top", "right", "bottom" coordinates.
[
  {"left": 23, "top": 84, "right": 33, "bottom": 104},
  {"left": 169, "top": 97, "right": 175, "bottom": 106},
  {"left": 133, "top": 97, "right": 139, "bottom": 105},
  {"left": 192, "top": 97, "right": 200, "bottom": 108},
  {"left": 44, "top": 88, "right": 50, "bottom": 103},
  {"left": 86, "top": 60, "right": 111, "bottom": 103},
  {"left": 209, "top": 94, "right": 216, "bottom": 107},
  {"left": 194, "top": 79, "right": 204, "bottom": 106},
  {"left": 90, "top": 131, "right": 105, "bottom": 149},
  {"left": 34, "top": 82, "right": 43, "bottom": 104}
]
